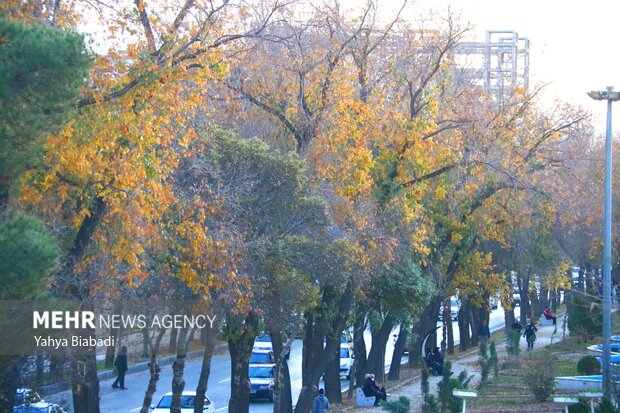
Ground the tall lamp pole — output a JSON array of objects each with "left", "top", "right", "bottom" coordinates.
[{"left": 587, "top": 86, "right": 619, "bottom": 398}]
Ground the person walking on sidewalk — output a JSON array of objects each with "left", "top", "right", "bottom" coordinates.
[
  {"left": 523, "top": 321, "right": 537, "bottom": 351},
  {"left": 112, "top": 346, "right": 128, "bottom": 389}
]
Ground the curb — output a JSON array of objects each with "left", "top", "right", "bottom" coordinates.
[{"left": 40, "top": 344, "right": 227, "bottom": 396}]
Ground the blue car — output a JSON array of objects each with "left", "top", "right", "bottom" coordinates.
[{"left": 249, "top": 364, "right": 275, "bottom": 402}]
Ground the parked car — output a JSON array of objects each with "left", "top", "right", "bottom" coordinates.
[
  {"left": 253, "top": 333, "right": 273, "bottom": 352},
  {"left": 248, "top": 364, "right": 275, "bottom": 402},
  {"left": 512, "top": 289, "right": 521, "bottom": 306},
  {"left": 339, "top": 344, "right": 353, "bottom": 379},
  {"left": 250, "top": 349, "right": 275, "bottom": 364},
  {"left": 340, "top": 330, "right": 353, "bottom": 344},
  {"left": 13, "top": 402, "right": 66, "bottom": 413},
  {"left": 150, "top": 391, "right": 214, "bottom": 412},
  {"left": 438, "top": 297, "right": 460, "bottom": 321}
]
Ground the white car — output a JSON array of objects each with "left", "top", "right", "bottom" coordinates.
[
  {"left": 339, "top": 344, "right": 353, "bottom": 379},
  {"left": 438, "top": 297, "right": 460, "bottom": 321},
  {"left": 150, "top": 391, "right": 214, "bottom": 412},
  {"left": 253, "top": 333, "right": 273, "bottom": 352}
]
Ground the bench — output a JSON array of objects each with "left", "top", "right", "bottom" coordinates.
[
  {"left": 356, "top": 387, "right": 376, "bottom": 407},
  {"left": 539, "top": 316, "right": 554, "bottom": 326},
  {"left": 453, "top": 390, "right": 477, "bottom": 413},
  {"left": 553, "top": 396, "right": 579, "bottom": 413}
]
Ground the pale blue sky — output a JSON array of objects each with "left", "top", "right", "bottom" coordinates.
[{"left": 371, "top": 0, "right": 620, "bottom": 130}]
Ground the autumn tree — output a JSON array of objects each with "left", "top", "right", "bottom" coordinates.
[{"left": 15, "top": 1, "right": 287, "bottom": 411}]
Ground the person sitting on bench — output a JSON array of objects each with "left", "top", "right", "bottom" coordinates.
[
  {"left": 362, "top": 374, "right": 387, "bottom": 406},
  {"left": 543, "top": 307, "right": 556, "bottom": 325}
]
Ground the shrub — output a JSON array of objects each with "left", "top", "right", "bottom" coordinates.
[
  {"left": 568, "top": 398, "right": 590, "bottom": 413},
  {"left": 522, "top": 355, "right": 556, "bottom": 402},
  {"left": 567, "top": 292, "right": 603, "bottom": 341},
  {"left": 437, "top": 361, "right": 473, "bottom": 413},
  {"left": 420, "top": 364, "right": 437, "bottom": 413},
  {"left": 381, "top": 396, "right": 410, "bottom": 413},
  {"left": 595, "top": 397, "right": 618, "bottom": 413},
  {"left": 478, "top": 340, "right": 490, "bottom": 389},
  {"left": 577, "top": 355, "right": 601, "bottom": 375},
  {"left": 505, "top": 329, "right": 521, "bottom": 368},
  {"left": 489, "top": 341, "right": 499, "bottom": 379}
]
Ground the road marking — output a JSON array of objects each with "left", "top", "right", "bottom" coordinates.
[
  {"left": 130, "top": 407, "right": 141, "bottom": 412},
  {"left": 219, "top": 378, "right": 231, "bottom": 383},
  {"left": 215, "top": 406, "right": 228, "bottom": 412}
]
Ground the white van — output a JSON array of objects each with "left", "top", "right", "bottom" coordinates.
[{"left": 339, "top": 344, "right": 353, "bottom": 379}]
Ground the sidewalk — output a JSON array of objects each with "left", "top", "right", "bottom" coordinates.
[{"left": 346, "top": 317, "right": 566, "bottom": 413}]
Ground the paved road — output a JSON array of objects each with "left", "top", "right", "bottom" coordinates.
[{"left": 47, "top": 304, "right": 512, "bottom": 412}]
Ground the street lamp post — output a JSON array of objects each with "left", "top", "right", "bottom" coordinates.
[{"left": 587, "top": 86, "right": 620, "bottom": 398}]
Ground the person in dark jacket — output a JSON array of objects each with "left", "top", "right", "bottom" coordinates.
[
  {"left": 431, "top": 347, "right": 444, "bottom": 373},
  {"left": 112, "top": 346, "right": 128, "bottom": 389},
  {"left": 312, "top": 388, "right": 329, "bottom": 413},
  {"left": 362, "top": 374, "right": 387, "bottom": 406},
  {"left": 478, "top": 319, "right": 491, "bottom": 344},
  {"left": 523, "top": 321, "right": 538, "bottom": 351},
  {"left": 424, "top": 347, "right": 435, "bottom": 374}
]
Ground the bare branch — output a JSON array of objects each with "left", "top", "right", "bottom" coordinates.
[{"left": 134, "top": 0, "right": 158, "bottom": 54}]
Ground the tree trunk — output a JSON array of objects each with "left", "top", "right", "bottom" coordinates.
[
  {"left": 141, "top": 326, "right": 151, "bottom": 358},
  {"left": 193, "top": 318, "right": 220, "bottom": 413},
  {"left": 409, "top": 298, "right": 441, "bottom": 368},
  {"left": 441, "top": 316, "right": 446, "bottom": 353},
  {"left": 504, "top": 306, "right": 515, "bottom": 333},
  {"left": 105, "top": 327, "right": 120, "bottom": 368},
  {"left": 171, "top": 326, "right": 190, "bottom": 413},
  {"left": 295, "top": 283, "right": 354, "bottom": 413},
  {"left": 458, "top": 302, "right": 470, "bottom": 351},
  {"left": 227, "top": 312, "right": 258, "bottom": 413},
  {"left": 68, "top": 196, "right": 106, "bottom": 413},
  {"left": 578, "top": 268, "right": 585, "bottom": 292},
  {"left": 536, "top": 287, "right": 550, "bottom": 316},
  {"left": 169, "top": 328, "right": 178, "bottom": 354},
  {"left": 446, "top": 308, "right": 455, "bottom": 355},
  {"left": 352, "top": 308, "right": 368, "bottom": 387},
  {"left": 71, "top": 351, "right": 100, "bottom": 413},
  {"left": 106, "top": 301, "right": 123, "bottom": 367},
  {"left": 50, "top": 354, "right": 62, "bottom": 378},
  {"left": 140, "top": 329, "right": 166, "bottom": 413},
  {"left": 271, "top": 332, "right": 293, "bottom": 413},
  {"left": 346, "top": 359, "right": 357, "bottom": 400},
  {"left": 296, "top": 312, "right": 328, "bottom": 413},
  {"left": 323, "top": 336, "right": 341, "bottom": 403},
  {"left": 531, "top": 285, "right": 541, "bottom": 318},
  {"left": 35, "top": 354, "right": 44, "bottom": 383},
  {"left": 367, "top": 314, "right": 395, "bottom": 383},
  {"left": 388, "top": 323, "right": 409, "bottom": 381},
  {"left": 518, "top": 273, "right": 530, "bottom": 324}
]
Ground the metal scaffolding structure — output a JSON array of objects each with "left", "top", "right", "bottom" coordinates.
[{"left": 452, "top": 30, "right": 530, "bottom": 97}]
